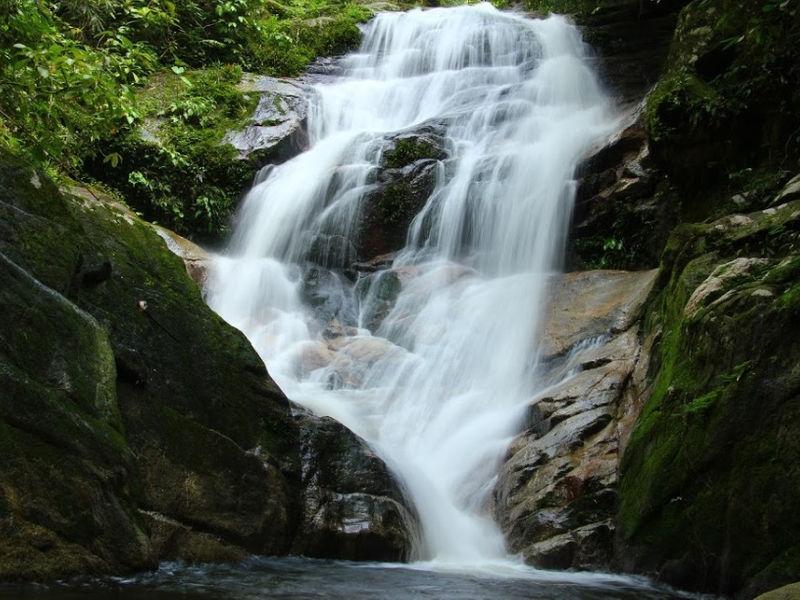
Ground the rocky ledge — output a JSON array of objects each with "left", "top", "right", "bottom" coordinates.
[{"left": 494, "top": 269, "right": 657, "bottom": 570}]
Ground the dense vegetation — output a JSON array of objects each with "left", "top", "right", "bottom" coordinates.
[{"left": 0, "top": 0, "right": 372, "bottom": 238}]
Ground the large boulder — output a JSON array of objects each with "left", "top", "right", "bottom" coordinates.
[
  {"left": 225, "top": 75, "right": 310, "bottom": 165},
  {"left": 0, "top": 254, "right": 154, "bottom": 580},
  {"left": 0, "top": 151, "right": 300, "bottom": 577},
  {"left": 494, "top": 269, "right": 657, "bottom": 571},
  {"left": 292, "top": 414, "right": 415, "bottom": 561}
]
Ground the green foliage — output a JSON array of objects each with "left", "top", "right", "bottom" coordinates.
[
  {"left": 0, "top": 0, "right": 376, "bottom": 237},
  {"left": 84, "top": 65, "right": 256, "bottom": 240},
  {"left": 0, "top": 0, "right": 152, "bottom": 168},
  {"left": 247, "top": 4, "right": 371, "bottom": 76}
]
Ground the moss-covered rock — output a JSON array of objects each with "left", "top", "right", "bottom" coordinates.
[
  {"left": 0, "top": 253, "right": 154, "bottom": 580},
  {"left": 354, "top": 127, "right": 448, "bottom": 262},
  {"left": 643, "top": 0, "right": 800, "bottom": 217},
  {"left": 618, "top": 199, "right": 800, "bottom": 596},
  {"left": 0, "top": 150, "right": 301, "bottom": 577}
]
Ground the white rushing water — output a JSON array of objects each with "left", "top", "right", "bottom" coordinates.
[{"left": 209, "top": 3, "right": 618, "bottom": 569}]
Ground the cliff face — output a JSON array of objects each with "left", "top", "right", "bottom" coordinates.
[
  {"left": 2, "top": 1, "right": 799, "bottom": 595},
  {"left": 563, "top": 0, "right": 800, "bottom": 596}
]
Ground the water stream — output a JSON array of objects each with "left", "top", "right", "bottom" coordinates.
[{"left": 209, "top": 2, "right": 619, "bottom": 568}]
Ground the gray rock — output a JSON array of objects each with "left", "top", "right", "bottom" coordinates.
[
  {"left": 771, "top": 173, "right": 800, "bottom": 207},
  {"left": 225, "top": 75, "right": 310, "bottom": 164}
]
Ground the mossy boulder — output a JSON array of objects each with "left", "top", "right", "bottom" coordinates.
[
  {"left": 617, "top": 199, "right": 800, "bottom": 596},
  {"left": 0, "top": 150, "right": 301, "bottom": 577},
  {"left": 354, "top": 127, "right": 448, "bottom": 262}
]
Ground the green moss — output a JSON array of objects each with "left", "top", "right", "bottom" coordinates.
[
  {"left": 248, "top": 5, "right": 373, "bottom": 77},
  {"left": 0, "top": 149, "right": 300, "bottom": 575},
  {"left": 382, "top": 138, "right": 438, "bottom": 169},
  {"left": 619, "top": 197, "right": 800, "bottom": 593},
  {"left": 644, "top": 0, "right": 800, "bottom": 211}
]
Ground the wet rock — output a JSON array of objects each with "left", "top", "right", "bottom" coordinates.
[
  {"left": 571, "top": 114, "right": 677, "bottom": 270},
  {"left": 495, "top": 268, "right": 655, "bottom": 572},
  {"left": 326, "top": 336, "right": 409, "bottom": 389},
  {"left": 293, "top": 414, "right": 415, "bottom": 561},
  {"left": 301, "top": 265, "right": 358, "bottom": 327},
  {"left": 354, "top": 125, "right": 449, "bottom": 263},
  {"left": 225, "top": 75, "right": 309, "bottom": 165},
  {"left": 357, "top": 270, "right": 402, "bottom": 332},
  {"left": 575, "top": 1, "right": 686, "bottom": 107},
  {"left": 306, "top": 233, "right": 358, "bottom": 271},
  {"left": 539, "top": 269, "right": 657, "bottom": 360}
]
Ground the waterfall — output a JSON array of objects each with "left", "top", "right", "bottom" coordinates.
[{"left": 208, "top": 3, "right": 617, "bottom": 568}]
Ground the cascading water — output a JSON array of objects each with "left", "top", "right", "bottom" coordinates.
[{"left": 209, "top": 3, "right": 618, "bottom": 569}]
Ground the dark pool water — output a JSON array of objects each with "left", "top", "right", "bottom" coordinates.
[{"left": 0, "top": 557, "right": 703, "bottom": 600}]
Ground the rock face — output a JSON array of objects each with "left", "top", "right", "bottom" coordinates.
[
  {"left": 0, "top": 151, "right": 298, "bottom": 577},
  {"left": 617, "top": 199, "right": 800, "bottom": 597},
  {"left": 0, "top": 253, "right": 154, "bottom": 580},
  {"left": 572, "top": 0, "right": 690, "bottom": 107},
  {"left": 494, "top": 269, "right": 656, "bottom": 571},
  {"left": 292, "top": 414, "right": 415, "bottom": 561},
  {"left": 570, "top": 112, "right": 677, "bottom": 270},
  {"left": 0, "top": 151, "right": 415, "bottom": 579}
]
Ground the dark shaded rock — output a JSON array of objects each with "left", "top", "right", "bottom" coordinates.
[
  {"left": 353, "top": 125, "right": 448, "bottom": 263},
  {"left": 0, "top": 151, "right": 300, "bottom": 578},
  {"left": 573, "top": 1, "right": 688, "bottom": 107},
  {"left": 380, "top": 127, "right": 447, "bottom": 170},
  {"left": 292, "top": 413, "right": 415, "bottom": 562},
  {"left": 140, "top": 510, "right": 248, "bottom": 564},
  {"left": 306, "top": 233, "right": 358, "bottom": 271},
  {"left": 570, "top": 114, "right": 678, "bottom": 270},
  {"left": 356, "top": 270, "right": 402, "bottom": 332},
  {"left": 0, "top": 253, "right": 155, "bottom": 580}
]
